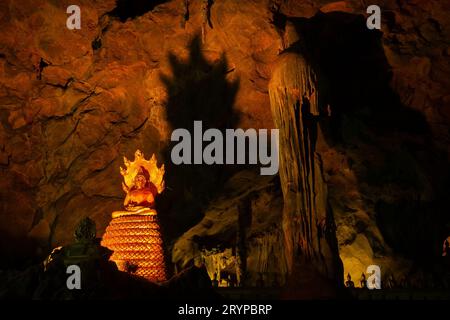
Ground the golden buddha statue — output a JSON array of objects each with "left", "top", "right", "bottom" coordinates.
[
  {"left": 109, "top": 150, "right": 165, "bottom": 218},
  {"left": 124, "top": 171, "right": 155, "bottom": 208},
  {"left": 101, "top": 150, "right": 167, "bottom": 282}
]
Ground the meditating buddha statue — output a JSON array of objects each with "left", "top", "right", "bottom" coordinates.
[
  {"left": 113, "top": 166, "right": 158, "bottom": 217},
  {"left": 101, "top": 150, "right": 167, "bottom": 282},
  {"left": 124, "top": 172, "right": 155, "bottom": 208}
]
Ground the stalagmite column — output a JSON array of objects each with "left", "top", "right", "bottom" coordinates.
[{"left": 268, "top": 22, "right": 341, "bottom": 283}]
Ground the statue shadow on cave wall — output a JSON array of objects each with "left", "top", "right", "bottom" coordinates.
[
  {"left": 286, "top": 12, "right": 450, "bottom": 266},
  {"left": 157, "top": 34, "right": 240, "bottom": 241}
]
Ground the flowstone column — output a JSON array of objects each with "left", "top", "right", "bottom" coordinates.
[{"left": 268, "top": 24, "right": 341, "bottom": 284}]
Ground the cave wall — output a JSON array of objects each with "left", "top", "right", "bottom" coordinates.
[
  {"left": 0, "top": 0, "right": 279, "bottom": 265},
  {"left": 0, "top": 0, "right": 449, "bottom": 286},
  {"left": 172, "top": 170, "right": 284, "bottom": 286}
]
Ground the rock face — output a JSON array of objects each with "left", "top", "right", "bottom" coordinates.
[
  {"left": 0, "top": 0, "right": 279, "bottom": 265},
  {"left": 1, "top": 0, "right": 450, "bottom": 290},
  {"left": 172, "top": 170, "right": 284, "bottom": 286}
]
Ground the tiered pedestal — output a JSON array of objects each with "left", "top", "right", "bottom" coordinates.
[{"left": 101, "top": 211, "right": 166, "bottom": 282}]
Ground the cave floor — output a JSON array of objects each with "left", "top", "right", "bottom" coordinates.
[{"left": 215, "top": 287, "right": 450, "bottom": 300}]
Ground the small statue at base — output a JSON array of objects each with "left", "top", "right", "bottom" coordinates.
[
  {"left": 43, "top": 217, "right": 114, "bottom": 283},
  {"left": 345, "top": 273, "right": 355, "bottom": 288},
  {"left": 360, "top": 273, "right": 367, "bottom": 289}
]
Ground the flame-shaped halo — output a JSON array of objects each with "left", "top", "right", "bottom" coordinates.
[{"left": 120, "top": 150, "right": 165, "bottom": 194}]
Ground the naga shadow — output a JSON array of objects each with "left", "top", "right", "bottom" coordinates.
[{"left": 157, "top": 35, "right": 240, "bottom": 244}]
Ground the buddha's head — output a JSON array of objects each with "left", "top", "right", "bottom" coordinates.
[{"left": 134, "top": 174, "right": 147, "bottom": 190}]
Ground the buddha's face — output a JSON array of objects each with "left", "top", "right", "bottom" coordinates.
[{"left": 134, "top": 175, "right": 146, "bottom": 190}]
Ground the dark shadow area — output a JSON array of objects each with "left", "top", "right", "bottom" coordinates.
[
  {"left": 0, "top": 233, "right": 42, "bottom": 270},
  {"left": 0, "top": 216, "right": 218, "bottom": 299},
  {"left": 0, "top": 240, "right": 219, "bottom": 300},
  {"left": 157, "top": 35, "right": 240, "bottom": 245},
  {"left": 109, "top": 0, "right": 168, "bottom": 22},
  {"left": 376, "top": 200, "right": 448, "bottom": 260},
  {"left": 286, "top": 12, "right": 450, "bottom": 273},
  {"left": 290, "top": 12, "right": 428, "bottom": 136}
]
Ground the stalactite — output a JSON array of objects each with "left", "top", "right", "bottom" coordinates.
[
  {"left": 269, "top": 48, "right": 340, "bottom": 281},
  {"left": 201, "top": 248, "right": 237, "bottom": 286}
]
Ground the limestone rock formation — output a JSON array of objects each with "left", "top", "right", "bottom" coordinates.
[
  {"left": 269, "top": 47, "right": 342, "bottom": 285},
  {"left": 172, "top": 170, "right": 284, "bottom": 287},
  {"left": 0, "top": 0, "right": 449, "bottom": 290}
]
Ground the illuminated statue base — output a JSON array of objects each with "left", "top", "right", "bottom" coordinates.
[{"left": 101, "top": 210, "right": 167, "bottom": 282}]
